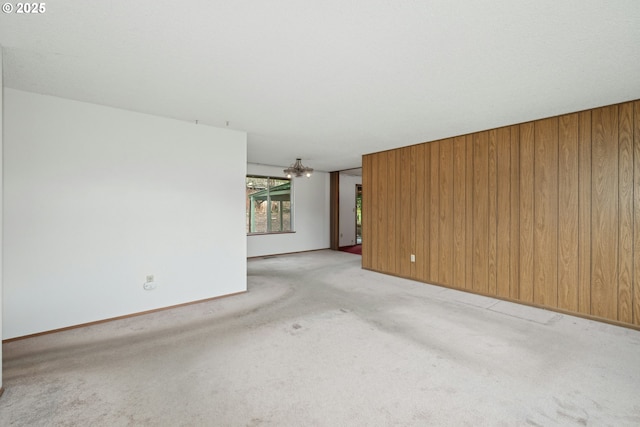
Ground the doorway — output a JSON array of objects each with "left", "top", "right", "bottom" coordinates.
[{"left": 356, "top": 184, "right": 362, "bottom": 244}]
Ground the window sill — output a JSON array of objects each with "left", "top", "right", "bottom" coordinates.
[{"left": 247, "top": 231, "right": 296, "bottom": 236}]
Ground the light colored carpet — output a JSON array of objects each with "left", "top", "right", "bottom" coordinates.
[{"left": 2, "top": 249, "right": 640, "bottom": 426}]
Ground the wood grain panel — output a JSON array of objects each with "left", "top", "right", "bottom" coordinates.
[
  {"left": 369, "top": 154, "right": 379, "bottom": 269},
  {"left": 591, "top": 105, "right": 619, "bottom": 319},
  {"left": 391, "top": 150, "right": 404, "bottom": 274},
  {"left": 578, "top": 111, "right": 592, "bottom": 314},
  {"left": 414, "top": 144, "right": 427, "bottom": 281},
  {"left": 488, "top": 130, "right": 498, "bottom": 295},
  {"left": 387, "top": 150, "right": 397, "bottom": 276},
  {"left": 519, "top": 122, "right": 535, "bottom": 302},
  {"left": 496, "top": 127, "right": 511, "bottom": 298},
  {"left": 410, "top": 145, "right": 418, "bottom": 279},
  {"left": 509, "top": 125, "right": 520, "bottom": 299},
  {"left": 558, "top": 113, "right": 579, "bottom": 311},
  {"left": 439, "top": 139, "right": 454, "bottom": 286},
  {"left": 400, "top": 147, "right": 412, "bottom": 278},
  {"left": 424, "top": 143, "right": 432, "bottom": 280},
  {"left": 618, "top": 102, "right": 633, "bottom": 323},
  {"left": 473, "top": 132, "right": 489, "bottom": 293},
  {"left": 377, "top": 151, "right": 388, "bottom": 272},
  {"left": 634, "top": 101, "right": 640, "bottom": 325},
  {"left": 453, "top": 136, "right": 466, "bottom": 288},
  {"left": 430, "top": 141, "right": 440, "bottom": 283},
  {"left": 369, "top": 155, "right": 380, "bottom": 270},
  {"left": 394, "top": 149, "right": 403, "bottom": 275},
  {"left": 465, "top": 135, "right": 474, "bottom": 289},
  {"left": 368, "top": 154, "right": 375, "bottom": 269},
  {"left": 362, "top": 155, "right": 371, "bottom": 268},
  {"left": 534, "top": 117, "right": 559, "bottom": 307}
]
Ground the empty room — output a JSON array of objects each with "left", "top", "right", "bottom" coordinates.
[{"left": 1, "top": 2, "right": 640, "bottom": 425}]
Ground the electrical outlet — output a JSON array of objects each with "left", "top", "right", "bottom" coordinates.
[
  {"left": 410, "top": 254, "right": 416, "bottom": 263},
  {"left": 143, "top": 274, "right": 158, "bottom": 290},
  {"left": 143, "top": 281, "right": 157, "bottom": 291}
]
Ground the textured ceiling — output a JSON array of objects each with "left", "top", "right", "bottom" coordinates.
[{"left": 1, "top": 1, "right": 639, "bottom": 172}]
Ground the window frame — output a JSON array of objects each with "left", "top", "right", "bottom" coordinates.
[{"left": 246, "top": 174, "right": 295, "bottom": 235}]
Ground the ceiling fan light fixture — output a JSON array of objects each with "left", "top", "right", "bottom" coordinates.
[{"left": 284, "top": 158, "right": 314, "bottom": 178}]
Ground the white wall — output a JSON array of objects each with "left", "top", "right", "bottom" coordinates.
[
  {"left": 1, "top": 47, "right": 4, "bottom": 391},
  {"left": 247, "top": 163, "right": 330, "bottom": 257},
  {"left": 3, "top": 89, "right": 247, "bottom": 339},
  {"left": 338, "top": 174, "right": 362, "bottom": 247}
]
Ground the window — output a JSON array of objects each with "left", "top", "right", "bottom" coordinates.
[{"left": 246, "top": 176, "right": 292, "bottom": 234}]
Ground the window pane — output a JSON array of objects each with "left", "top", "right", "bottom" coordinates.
[
  {"left": 268, "top": 178, "right": 291, "bottom": 232},
  {"left": 246, "top": 176, "right": 292, "bottom": 233},
  {"left": 246, "top": 177, "right": 268, "bottom": 233}
]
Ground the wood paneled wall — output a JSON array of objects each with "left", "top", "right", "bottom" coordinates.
[
  {"left": 362, "top": 100, "right": 640, "bottom": 328},
  {"left": 330, "top": 171, "right": 340, "bottom": 250}
]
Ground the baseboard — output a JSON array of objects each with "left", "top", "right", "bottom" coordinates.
[
  {"left": 247, "top": 247, "right": 330, "bottom": 259},
  {"left": 0, "top": 387, "right": 4, "bottom": 398},
  {"left": 3, "top": 291, "right": 246, "bottom": 343},
  {"left": 362, "top": 267, "right": 640, "bottom": 332}
]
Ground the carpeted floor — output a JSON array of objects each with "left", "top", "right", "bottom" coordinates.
[
  {"left": 1, "top": 250, "right": 639, "bottom": 426},
  {"left": 339, "top": 244, "right": 362, "bottom": 255}
]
